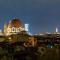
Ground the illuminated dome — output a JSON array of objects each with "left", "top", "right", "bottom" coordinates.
[
  {"left": 8, "top": 18, "right": 23, "bottom": 28},
  {"left": 4, "top": 18, "right": 25, "bottom": 36}
]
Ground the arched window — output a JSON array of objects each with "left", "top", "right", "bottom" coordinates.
[{"left": 12, "top": 27, "right": 16, "bottom": 32}]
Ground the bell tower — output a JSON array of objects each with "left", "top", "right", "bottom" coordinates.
[
  {"left": 56, "top": 27, "right": 58, "bottom": 33},
  {"left": 4, "top": 23, "right": 7, "bottom": 35}
]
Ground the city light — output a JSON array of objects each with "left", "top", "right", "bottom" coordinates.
[{"left": 25, "top": 24, "right": 29, "bottom": 32}]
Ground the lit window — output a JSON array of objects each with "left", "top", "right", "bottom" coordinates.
[{"left": 12, "top": 27, "right": 15, "bottom": 32}]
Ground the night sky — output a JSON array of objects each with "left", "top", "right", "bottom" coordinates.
[{"left": 0, "top": 0, "right": 60, "bottom": 34}]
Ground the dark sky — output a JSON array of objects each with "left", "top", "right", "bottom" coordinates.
[{"left": 0, "top": 0, "right": 60, "bottom": 34}]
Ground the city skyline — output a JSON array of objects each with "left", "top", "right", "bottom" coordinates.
[{"left": 0, "top": 0, "right": 60, "bottom": 34}]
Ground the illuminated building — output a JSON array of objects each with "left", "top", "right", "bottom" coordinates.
[
  {"left": 56, "top": 27, "right": 58, "bottom": 33},
  {"left": 4, "top": 18, "right": 25, "bottom": 36},
  {"left": 24, "top": 23, "right": 32, "bottom": 35},
  {"left": 0, "top": 29, "right": 3, "bottom": 36},
  {"left": 4, "top": 22, "right": 8, "bottom": 35},
  {"left": 0, "top": 18, "right": 59, "bottom": 46},
  {"left": 24, "top": 24, "right": 29, "bottom": 32}
]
